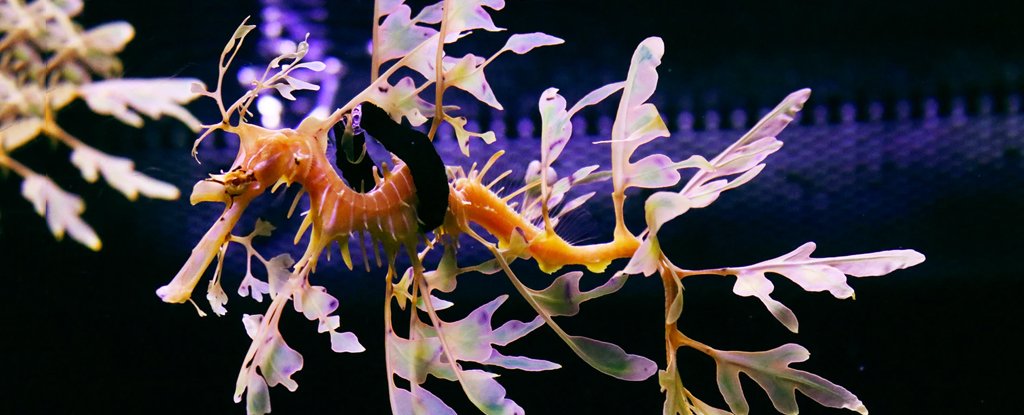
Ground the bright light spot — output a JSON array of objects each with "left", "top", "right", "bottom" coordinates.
[
  {"left": 257, "top": 96, "right": 283, "bottom": 129},
  {"left": 310, "top": 106, "right": 330, "bottom": 120},
  {"left": 265, "top": 22, "right": 283, "bottom": 38},
  {"left": 325, "top": 57, "right": 343, "bottom": 74},
  {"left": 237, "top": 67, "right": 257, "bottom": 85},
  {"left": 277, "top": 39, "right": 297, "bottom": 55}
]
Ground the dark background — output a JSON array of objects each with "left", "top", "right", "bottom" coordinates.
[{"left": 2, "top": 0, "right": 1022, "bottom": 414}]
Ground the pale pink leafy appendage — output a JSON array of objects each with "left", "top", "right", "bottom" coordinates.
[
  {"left": 609, "top": 37, "right": 671, "bottom": 194},
  {"left": 712, "top": 344, "right": 869, "bottom": 415},
  {"left": 385, "top": 295, "right": 557, "bottom": 414},
  {"left": 725, "top": 242, "right": 926, "bottom": 333}
]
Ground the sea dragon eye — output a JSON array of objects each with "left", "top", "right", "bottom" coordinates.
[{"left": 333, "top": 102, "right": 449, "bottom": 231}]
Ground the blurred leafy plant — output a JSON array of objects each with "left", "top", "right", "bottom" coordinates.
[
  {"left": 0, "top": 0, "right": 201, "bottom": 249},
  {"left": 159, "top": 1, "right": 925, "bottom": 414}
]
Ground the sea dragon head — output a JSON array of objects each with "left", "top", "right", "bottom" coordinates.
[{"left": 156, "top": 115, "right": 336, "bottom": 304}]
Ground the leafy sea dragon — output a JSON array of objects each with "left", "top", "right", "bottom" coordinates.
[{"left": 157, "top": 2, "right": 924, "bottom": 414}]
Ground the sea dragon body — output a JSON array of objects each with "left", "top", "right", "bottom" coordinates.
[
  {"left": 158, "top": 108, "right": 638, "bottom": 303},
  {"left": 159, "top": 10, "right": 925, "bottom": 414}
]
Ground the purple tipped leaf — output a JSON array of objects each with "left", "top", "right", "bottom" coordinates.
[
  {"left": 526, "top": 271, "right": 629, "bottom": 317},
  {"left": 490, "top": 316, "right": 544, "bottom": 346},
  {"left": 440, "top": 296, "right": 508, "bottom": 361},
  {"left": 539, "top": 82, "right": 624, "bottom": 173},
  {"left": 567, "top": 335, "right": 658, "bottom": 381},
  {"left": 712, "top": 344, "right": 868, "bottom": 415},
  {"left": 260, "top": 333, "right": 303, "bottom": 391},
  {"left": 293, "top": 284, "right": 340, "bottom": 331},
  {"left": 483, "top": 350, "right": 561, "bottom": 371}
]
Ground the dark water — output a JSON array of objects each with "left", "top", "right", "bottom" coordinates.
[{"left": 2, "top": 1, "right": 1021, "bottom": 414}]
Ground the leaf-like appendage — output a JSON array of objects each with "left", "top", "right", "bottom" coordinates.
[
  {"left": 624, "top": 191, "right": 692, "bottom": 276},
  {"left": 260, "top": 332, "right": 303, "bottom": 391},
  {"left": 460, "top": 369, "right": 524, "bottom": 415},
  {"left": 207, "top": 276, "right": 229, "bottom": 316},
  {"left": 366, "top": 76, "right": 437, "bottom": 127},
  {"left": 445, "top": 0, "right": 506, "bottom": 35},
  {"left": 388, "top": 295, "right": 556, "bottom": 413},
  {"left": 426, "top": 296, "right": 554, "bottom": 369},
  {"left": 245, "top": 374, "right": 271, "bottom": 415},
  {"left": 660, "top": 368, "right": 732, "bottom": 415},
  {"left": 393, "top": 385, "right": 456, "bottom": 415},
  {"left": 70, "top": 146, "right": 179, "bottom": 201},
  {"left": 682, "top": 89, "right": 810, "bottom": 209},
  {"left": 712, "top": 344, "right": 868, "bottom": 415},
  {"left": 729, "top": 242, "right": 925, "bottom": 332},
  {"left": 330, "top": 331, "right": 365, "bottom": 353},
  {"left": 566, "top": 335, "right": 658, "bottom": 381},
  {"left": 81, "top": 21, "right": 134, "bottom": 54},
  {"left": 1, "top": 117, "right": 43, "bottom": 151},
  {"left": 538, "top": 82, "right": 623, "bottom": 176},
  {"left": 444, "top": 54, "right": 502, "bottom": 110},
  {"left": 378, "top": 5, "right": 439, "bottom": 64},
  {"left": 610, "top": 37, "right": 670, "bottom": 193},
  {"left": 500, "top": 33, "right": 563, "bottom": 55},
  {"left": 20, "top": 175, "right": 100, "bottom": 250},
  {"left": 235, "top": 311, "right": 305, "bottom": 415},
  {"left": 527, "top": 271, "right": 629, "bottom": 317},
  {"left": 78, "top": 78, "right": 204, "bottom": 131},
  {"left": 444, "top": 113, "right": 496, "bottom": 156}
]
